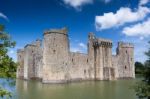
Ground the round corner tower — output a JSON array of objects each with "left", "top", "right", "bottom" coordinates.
[
  {"left": 42, "top": 27, "right": 70, "bottom": 83},
  {"left": 117, "top": 42, "right": 135, "bottom": 78}
]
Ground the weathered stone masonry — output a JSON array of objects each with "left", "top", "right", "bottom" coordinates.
[{"left": 17, "top": 27, "right": 135, "bottom": 83}]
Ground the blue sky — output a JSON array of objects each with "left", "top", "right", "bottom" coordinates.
[{"left": 0, "top": 0, "right": 150, "bottom": 63}]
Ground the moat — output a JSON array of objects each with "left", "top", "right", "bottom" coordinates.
[{"left": 0, "top": 78, "right": 138, "bottom": 99}]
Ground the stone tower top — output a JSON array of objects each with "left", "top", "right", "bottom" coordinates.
[
  {"left": 93, "top": 38, "right": 112, "bottom": 48},
  {"left": 44, "top": 27, "right": 68, "bottom": 36},
  {"left": 36, "top": 39, "right": 41, "bottom": 42},
  {"left": 35, "top": 39, "right": 42, "bottom": 47},
  {"left": 17, "top": 49, "right": 24, "bottom": 53},
  {"left": 88, "top": 32, "right": 95, "bottom": 39},
  {"left": 24, "top": 44, "right": 36, "bottom": 48},
  {"left": 118, "top": 42, "right": 134, "bottom": 48},
  {"left": 98, "top": 38, "right": 112, "bottom": 43}
]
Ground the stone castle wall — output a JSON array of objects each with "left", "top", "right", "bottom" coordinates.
[
  {"left": 17, "top": 27, "right": 135, "bottom": 83},
  {"left": 32, "top": 40, "right": 43, "bottom": 79},
  {"left": 115, "top": 42, "right": 135, "bottom": 78},
  {"left": 92, "top": 38, "right": 114, "bottom": 80},
  {"left": 69, "top": 52, "right": 89, "bottom": 81},
  {"left": 112, "top": 55, "right": 119, "bottom": 79},
  {"left": 17, "top": 49, "right": 24, "bottom": 79},
  {"left": 42, "top": 28, "right": 70, "bottom": 83},
  {"left": 19, "top": 39, "right": 43, "bottom": 80}
]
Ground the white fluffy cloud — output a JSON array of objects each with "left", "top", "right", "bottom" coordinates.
[
  {"left": 139, "top": 0, "right": 150, "bottom": 6},
  {"left": 63, "top": 0, "right": 93, "bottom": 9},
  {"left": 95, "top": 6, "right": 150, "bottom": 30},
  {"left": 62, "top": 0, "right": 112, "bottom": 10},
  {"left": 0, "top": 12, "right": 8, "bottom": 21},
  {"left": 122, "top": 18, "right": 150, "bottom": 37}
]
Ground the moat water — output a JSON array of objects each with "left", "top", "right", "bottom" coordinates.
[{"left": 0, "top": 78, "right": 139, "bottom": 99}]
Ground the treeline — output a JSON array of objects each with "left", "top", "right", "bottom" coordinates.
[
  {"left": 134, "top": 41, "right": 150, "bottom": 99},
  {"left": 135, "top": 61, "right": 146, "bottom": 75}
]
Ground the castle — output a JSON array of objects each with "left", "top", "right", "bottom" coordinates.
[{"left": 17, "top": 28, "right": 135, "bottom": 83}]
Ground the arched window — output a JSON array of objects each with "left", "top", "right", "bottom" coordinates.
[
  {"left": 125, "top": 65, "right": 127, "bottom": 69},
  {"left": 84, "top": 70, "right": 86, "bottom": 74},
  {"left": 53, "top": 50, "right": 56, "bottom": 54}
]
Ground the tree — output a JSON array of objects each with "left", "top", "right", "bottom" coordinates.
[
  {"left": 145, "top": 42, "right": 150, "bottom": 85},
  {"left": 135, "top": 41, "right": 150, "bottom": 99},
  {"left": 135, "top": 61, "right": 145, "bottom": 74},
  {"left": 0, "top": 24, "right": 17, "bottom": 98},
  {"left": 0, "top": 25, "right": 17, "bottom": 78}
]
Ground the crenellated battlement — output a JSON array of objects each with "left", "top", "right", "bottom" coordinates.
[
  {"left": 93, "top": 38, "right": 112, "bottom": 47},
  {"left": 24, "top": 39, "right": 42, "bottom": 48},
  {"left": 88, "top": 32, "right": 95, "bottom": 40},
  {"left": 98, "top": 38, "right": 112, "bottom": 43},
  {"left": 44, "top": 27, "right": 68, "bottom": 36}
]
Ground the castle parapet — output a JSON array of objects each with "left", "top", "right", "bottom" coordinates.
[
  {"left": 44, "top": 27, "right": 68, "bottom": 36},
  {"left": 17, "top": 49, "right": 24, "bottom": 53},
  {"left": 93, "top": 38, "right": 112, "bottom": 47},
  {"left": 118, "top": 42, "right": 134, "bottom": 48},
  {"left": 24, "top": 39, "right": 42, "bottom": 48},
  {"left": 24, "top": 44, "right": 36, "bottom": 48}
]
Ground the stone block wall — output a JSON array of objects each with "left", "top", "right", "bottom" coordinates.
[
  {"left": 92, "top": 38, "right": 113, "bottom": 80},
  {"left": 17, "top": 49, "right": 24, "bottom": 79},
  {"left": 42, "top": 28, "right": 70, "bottom": 83},
  {"left": 24, "top": 44, "right": 36, "bottom": 79},
  {"left": 112, "top": 55, "right": 119, "bottom": 79},
  {"left": 23, "top": 39, "right": 43, "bottom": 80},
  {"left": 112, "top": 42, "right": 135, "bottom": 79},
  {"left": 69, "top": 52, "right": 90, "bottom": 81}
]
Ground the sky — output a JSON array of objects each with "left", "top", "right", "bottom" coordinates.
[{"left": 0, "top": 0, "right": 150, "bottom": 63}]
